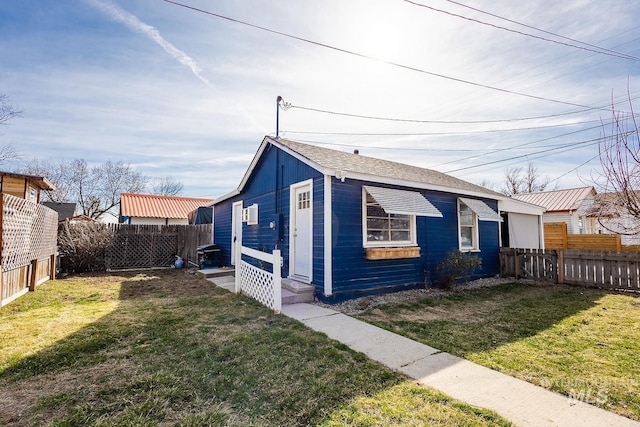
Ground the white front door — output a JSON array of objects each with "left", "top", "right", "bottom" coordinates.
[
  {"left": 231, "top": 201, "right": 243, "bottom": 265},
  {"left": 290, "top": 181, "right": 313, "bottom": 281}
]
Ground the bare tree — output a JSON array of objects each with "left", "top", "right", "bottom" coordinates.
[
  {"left": 150, "top": 176, "right": 184, "bottom": 196},
  {"left": 20, "top": 158, "right": 147, "bottom": 220},
  {"left": 589, "top": 96, "right": 640, "bottom": 236},
  {"left": 477, "top": 179, "right": 497, "bottom": 191},
  {"left": 501, "top": 162, "right": 550, "bottom": 195},
  {"left": 21, "top": 158, "right": 73, "bottom": 202},
  {"left": 0, "top": 93, "right": 21, "bottom": 164},
  {"left": 0, "top": 94, "right": 21, "bottom": 126}
]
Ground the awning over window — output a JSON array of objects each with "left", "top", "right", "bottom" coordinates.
[
  {"left": 459, "top": 197, "right": 503, "bottom": 222},
  {"left": 364, "top": 186, "right": 443, "bottom": 217}
]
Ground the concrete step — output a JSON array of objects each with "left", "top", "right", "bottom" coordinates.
[
  {"left": 282, "top": 288, "right": 314, "bottom": 305},
  {"left": 281, "top": 278, "right": 314, "bottom": 295},
  {"left": 207, "top": 275, "right": 235, "bottom": 292},
  {"left": 197, "top": 267, "right": 235, "bottom": 279}
]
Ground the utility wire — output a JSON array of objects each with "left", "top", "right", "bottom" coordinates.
[
  {"left": 283, "top": 136, "right": 594, "bottom": 152},
  {"left": 289, "top": 103, "right": 598, "bottom": 124},
  {"left": 445, "top": 129, "right": 636, "bottom": 173},
  {"left": 434, "top": 120, "right": 610, "bottom": 167},
  {"left": 446, "top": 139, "right": 601, "bottom": 173},
  {"left": 161, "top": 0, "right": 610, "bottom": 111},
  {"left": 548, "top": 153, "right": 600, "bottom": 185},
  {"left": 443, "top": 0, "right": 640, "bottom": 61},
  {"left": 282, "top": 118, "right": 603, "bottom": 137},
  {"left": 402, "top": 0, "right": 640, "bottom": 61}
]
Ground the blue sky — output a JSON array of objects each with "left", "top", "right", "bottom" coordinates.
[{"left": 1, "top": 0, "right": 640, "bottom": 198}]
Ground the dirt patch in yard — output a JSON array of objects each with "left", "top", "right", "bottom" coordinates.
[
  {"left": 0, "top": 359, "right": 137, "bottom": 425},
  {"left": 315, "top": 276, "right": 538, "bottom": 316},
  {"left": 365, "top": 297, "right": 512, "bottom": 324}
]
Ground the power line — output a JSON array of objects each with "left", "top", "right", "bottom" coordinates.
[
  {"left": 445, "top": 139, "right": 600, "bottom": 173},
  {"left": 161, "top": 0, "right": 610, "bottom": 111},
  {"left": 289, "top": 103, "right": 600, "bottom": 124},
  {"left": 282, "top": 136, "right": 594, "bottom": 152},
  {"left": 284, "top": 137, "right": 479, "bottom": 151},
  {"left": 443, "top": 0, "right": 640, "bottom": 61},
  {"left": 282, "top": 118, "right": 603, "bottom": 137},
  {"left": 402, "top": 0, "right": 640, "bottom": 61},
  {"left": 433, "top": 120, "right": 610, "bottom": 168},
  {"left": 548, "top": 153, "right": 600, "bottom": 185},
  {"left": 445, "top": 129, "right": 636, "bottom": 174}
]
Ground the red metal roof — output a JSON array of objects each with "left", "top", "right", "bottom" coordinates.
[
  {"left": 513, "top": 187, "right": 595, "bottom": 212},
  {"left": 120, "top": 193, "right": 214, "bottom": 219}
]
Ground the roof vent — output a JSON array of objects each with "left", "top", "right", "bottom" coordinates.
[{"left": 354, "top": 149, "right": 359, "bottom": 155}]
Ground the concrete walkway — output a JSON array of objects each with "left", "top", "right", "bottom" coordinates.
[
  {"left": 206, "top": 276, "right": 638, "bottom": 426},
  {"left": 281, "top": 303, "right": 639, "bottom": 427}
]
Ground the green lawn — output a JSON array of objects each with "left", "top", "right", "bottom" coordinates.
[
  {"left": 357, "top": 282, "right": 640, "bottom": 421},
  {"left": 0, "top": 271, "right": 511, "bottom": 426}
]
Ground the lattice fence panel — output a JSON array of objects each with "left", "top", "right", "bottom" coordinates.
[
  {"left": 2, "top": 194, "right": 58, "bottom": 271},
  {"left": 240, "top": 260, "right": 277, "bottom": 310},
  {"left": 106, "top": 234, "right": 176, "bottom": 269}
]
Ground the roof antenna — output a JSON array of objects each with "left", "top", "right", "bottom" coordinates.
[{"left": 276, "top": 96, "right": 291, "bottom": 138}]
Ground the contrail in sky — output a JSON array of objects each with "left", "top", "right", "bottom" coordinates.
[{"left": 87, "top": 0, "right": 211, "bottom": 86}]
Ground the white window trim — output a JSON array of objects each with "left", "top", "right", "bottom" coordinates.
[
  {"left": 458, "top": 199, "right": 480, "bottom": 252},
  {"left": 362, "top": 187, "right": 417, "bottom": 248}
]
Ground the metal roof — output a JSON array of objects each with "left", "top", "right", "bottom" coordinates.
[
  {"left": 120, "top": 193, "right": 214, "bottom": 219},
  {"left": 512, "top": 187, "right": 595, "bottom": 212}
]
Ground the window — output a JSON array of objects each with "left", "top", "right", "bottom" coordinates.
[
  {"left": 298, "top": 190, "right": 311, "bottom": 210},
  {"left": 364, "top": 190, "right": 415, "bottom": 247},
  {"left": 459, "top": 200, "right": 478, "bottom": 251}
]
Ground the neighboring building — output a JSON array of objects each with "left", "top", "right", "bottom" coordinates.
[
  {"left": 213, "top": 136, "right": 544, "bottom": 303},
  {"left": 0, "top": 172, "right": 58, "bottom": 307},
  {"left": 513, "top": 187, "right": 597, "bottom": 234},
  {"left": 120, "top": 193, "right": 214, "bottom": 225},
  {"left": 0, "top": 171, "right": 55, "bottom": 202},
  {"left": 42, "top": 202, "right": 77, "bottom": 222},
  {"left": 590, "top": 192, "right": 640, "bottom": 246},
  {"left": 500, "top": 197, "right": 547, "bottom": 250},
  {"left": 188, "top": 206, "right": 213, "bottom": 225}
]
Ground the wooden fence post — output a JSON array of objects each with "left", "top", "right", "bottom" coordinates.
[
  {"left": 514, "top": 249, "right": 520, "bottom": 280},
  {"left": 557, "top": 250, "right": 564, "bottom": 284},
  {"left": 49, "top": 253, "right": 56, "bottom": 280},
  {"left": 29, "top": 259, "right": 38, "bottom": 291}
]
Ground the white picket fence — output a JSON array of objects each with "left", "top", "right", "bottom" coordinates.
[{"left": 234, "top": 242, "right": 282, "bottom": 313}]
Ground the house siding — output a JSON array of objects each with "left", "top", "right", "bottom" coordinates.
[
  {"left": 214, "top": 141, "right": 501, "bottom": 303},
  {"left": 213, "top": 144, "right": 324, "bottom": 289},
  {"left": 325, "top": 179, "right": 500, "bottom": 302}
]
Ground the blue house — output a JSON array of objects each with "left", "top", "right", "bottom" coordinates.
[{"left": 213, "top": 136, "right": 544, "bottom": 303}]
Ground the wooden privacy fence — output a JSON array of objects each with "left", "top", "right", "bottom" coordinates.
[
  {"left": 1, "top": 194, "right": 58, "bottom": 307},
  {"left": 544, "top": 222, "right": 622, "bottom": 250},
  {"left": 500, "top": 248, "right": 640, "bottom": 291},
  {"left": 105, "top": 224, "right": 212, "bottom": 270}
]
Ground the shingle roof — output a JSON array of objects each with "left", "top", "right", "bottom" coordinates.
[
  {"left": 42, "top": 202, "right": 76, "bottom": 220},
  {"left": 512, "top": 187, "right": 595, "bottom": 212},
  {"left": 275, "top": 138, "right": 503, "bottom": 197},
  {"left": 120, "top": 193, "right": 214, "bottom": 219}
]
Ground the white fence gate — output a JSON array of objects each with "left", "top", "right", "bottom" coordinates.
[{"left": 234, "top": 241, "right": 282, "bottom": 313}]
